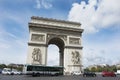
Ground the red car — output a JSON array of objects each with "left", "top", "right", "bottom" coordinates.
[{"left": 102, "top": 71, "right": 116, "bottom": 77}]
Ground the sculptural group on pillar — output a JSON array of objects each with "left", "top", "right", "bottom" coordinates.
[
  {"left": 71, "top": 51, "right": 80, "bottom": 65},
  {"left": 32, "top": 48, "right": 42, "bottom": 64}
]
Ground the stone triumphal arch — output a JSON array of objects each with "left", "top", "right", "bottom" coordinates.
[{"left": 27, "top": 16, "right": 83, "bottom": 74}]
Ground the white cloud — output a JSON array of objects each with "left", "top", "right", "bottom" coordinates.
[
  {"left": 83, "top": 48, "right": 109, "bottom": 67},
  {"left": 35, "top": 0, "right": 52, "bottom": 9},
  {"left": 0, "top": 25, "right": 28, "bottom": 64},
  {"left": 0, "top": 43, "right": 10, "bottom": 49},
  {"left": 82, "top": 33, "right": 120, "bottom": 67},
  {"left": 68, "top": 0, "right": 120, "bottom": 67},
  {"left": 68, "top": 0, "right": 120, "bottom": 33},
  {"left": 36, "top": 0, "right": 41, "bottom": 9}
]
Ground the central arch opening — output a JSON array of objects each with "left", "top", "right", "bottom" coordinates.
[
  {"left": 47, "top": 37, "right": 65, "bottom": 66},
  {"left": 47, "top": 45, "right": 59, "bottom": 66}
]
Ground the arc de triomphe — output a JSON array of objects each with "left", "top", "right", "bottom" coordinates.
[{"left": 26, "top": 16, "right": 84, "bottom": 75}]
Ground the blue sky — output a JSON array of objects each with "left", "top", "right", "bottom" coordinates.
[{"left": 0, "top": 0, "right": 120, "bottom": 67}]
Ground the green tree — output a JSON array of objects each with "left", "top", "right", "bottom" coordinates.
[
  {"left": 111, "top": 65, "right": 117, "bottom": 72},
  {"left": 91, "top": 67, "right": 96, "bottom": 72},
  {"left": 96, "top": 66, "right": 102, "bottom": 72},
  {"left": 0, "top": 64, "right": 7, "bottom": 69},
  {"left": 84, "top": 68, "right": 90, "bottom": 72},
  {"left": 117, "top": 67, "right": 120, "bottom": 70},
  {"left": 16, "top": 66, "right": 23, "bottom": 71}
]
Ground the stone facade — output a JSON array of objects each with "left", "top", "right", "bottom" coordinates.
[{"left": 26, "top": 16, "right": 83, "bottom": 75}]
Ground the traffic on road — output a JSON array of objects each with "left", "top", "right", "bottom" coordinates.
[{"left": 0, "top": 74, "right": 120, "bottom": 80}]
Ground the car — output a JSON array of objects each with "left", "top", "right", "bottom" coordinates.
[
  {"left": 12, "top": 69, "right": 22, "bottom": 75},
  {"left": 0, "top": 69, "right": 2, "bottom": 74},
  {"left": 117, "top": 70, "right": 120, "bottom": 75},
  {"left": 2, "top": 68, "right": 14, "bottom": 75},
  {"left": 102, "top": 71, "right": 116, "bottom": 77},
  {"left": 72, "top": 71, "right": 82, "bottom": 75},
  {"left": 83, "top": 72, "right": 96, "bottom": 77}
]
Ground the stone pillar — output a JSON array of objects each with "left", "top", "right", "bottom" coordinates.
[
  {"left": 59, "top": 51, "right": 64, "bottom": 66},
  {"left": 64, "top": 47, "right": 82, "bottom": 75},
  {"left": 26, "top": 44, "right": 47, "bottom": 65}
]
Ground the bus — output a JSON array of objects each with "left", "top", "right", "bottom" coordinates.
[{"left": 23, "top": 65, "right": 64, "bottom": 76}]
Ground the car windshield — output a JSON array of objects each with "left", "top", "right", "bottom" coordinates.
[
  {"left": 8, "top": 70, "right": 11, "bottom": 72},
  {"left": 84, "top": 72, "right": 94, "bottom": 74}
]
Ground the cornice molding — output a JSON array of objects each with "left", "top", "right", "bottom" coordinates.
[
  {"left": 29, "top": 23, "right": 84, "bottom": 33},
  {"left": 31, "top": 16, "right": 81, "bottom": 25},
  {"left": 29, "top": 16, "right": 83, "bottom": 31},
  {"left": 64, "top": 45, "right": 83, "bottom": 49},
  {"left": 28, "top": 42, "right": 47, "bottom": 47}
]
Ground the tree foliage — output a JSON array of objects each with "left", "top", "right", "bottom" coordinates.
[
  {"left": 0, "top": 64, "right": 7, "bottom": 69},
  {"left": 84, "top": 65, "right": 118, "bottom": 72},
  {"left": 0, "top": 64, "right": 23, "bottom": 71}
]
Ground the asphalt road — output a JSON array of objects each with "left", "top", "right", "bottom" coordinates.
[{"left": 0, "top": 74, "right": 120, "bottom": 80}]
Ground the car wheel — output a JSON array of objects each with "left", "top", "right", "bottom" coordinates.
[
  {"left": 114, "top": 74, "right": 116, "bottom": 77},
  {"left": 94, "top": 75, "right": 96, "bottom": 77},
  {"left": 83, "top": 75, "right": 86, "bottom": 77},
  {"left": 32, "top": 72, "right": 37, "bottom": 77}
]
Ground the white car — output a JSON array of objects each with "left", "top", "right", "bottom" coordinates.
[
  {"left": 2, "top": 68, "right": 13, "bottom": 75},
  {"left": 12, "top": 69, "right": 22, "bottom": 75},
  {"left": 72, "top": 71, "right": 82, "bottom": 75}
]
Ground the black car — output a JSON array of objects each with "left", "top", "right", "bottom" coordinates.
[
  {"left": 83, "top": 72, "right": 96, "bottom": 77},
  {"left": 0, "top": 69, "right": 2, "bottom": 74}
]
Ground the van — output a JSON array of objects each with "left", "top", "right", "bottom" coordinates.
[{"left": 117, "top": 70, "right": 120, "bottom": 75}]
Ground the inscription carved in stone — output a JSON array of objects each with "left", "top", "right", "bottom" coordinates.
[
  {"left": 32, "top": 48, "right": 42, "bottom": 64},
  {"left": 71, "top": 51, "right": 80, "bottom": 64},
  {"left": 69, "top": 37, "right": 80, "bottom": 45},
  {"left": 31, "top": 34, "right": 45, "bottom": 42}
]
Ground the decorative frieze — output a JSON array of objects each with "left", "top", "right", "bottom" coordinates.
[
  {"left": 31, "top": 34, "right": 45, "bottom": 42},
  {"left": 69, "top": 37, "right": 80, "bottom": 45}
]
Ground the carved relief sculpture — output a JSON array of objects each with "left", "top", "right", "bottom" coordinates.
[
  {"left": 69, "top": 37, "right": 80, "bottom": 45},
  {"left": 71, "top": 51, "right": 80, "bottom": 64},
  {"left": 31, "top": 34, "right": 45, "bottom": 42},
  {"left": 32, "top": 48, "right": 42, "bottom": 64}
]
